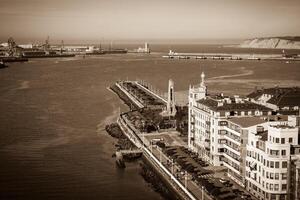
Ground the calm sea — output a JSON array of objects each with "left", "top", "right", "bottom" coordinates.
[{"left": 0, "top": 45, "right": 299, "bottom": 199}]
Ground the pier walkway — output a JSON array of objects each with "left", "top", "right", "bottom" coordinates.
[
  {"left": 134, "top": 81, "right": 168, "bottom": 104},
  {"left": 115, "top": 82, "right": 144, "bottom": 108}
]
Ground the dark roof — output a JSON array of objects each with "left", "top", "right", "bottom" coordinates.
[
  {"left": 197, "top": 97, "right": 272, "bottom": 112},
  {"left": 247, "top": 87, "right": 300, "bottom": 107},
  {"left": 228, "top": 117, "right": 266, "bottom": 128}
]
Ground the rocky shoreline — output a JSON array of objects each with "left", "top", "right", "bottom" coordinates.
[
  {"left": 139, "top": 161, "right": 179, "bottom": 200},
  {"left": 105, "top": 123, "right": 135, "bottom": 151}
]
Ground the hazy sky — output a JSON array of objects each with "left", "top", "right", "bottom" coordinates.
[{"left": 0, "top": 0, "right": 299, "bottom": 43}]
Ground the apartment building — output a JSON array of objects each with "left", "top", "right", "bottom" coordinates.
[
  {"left": 188, "top": 72, "right": 272, "bottom": 165},
  {"left": 188, "top": 73, "right": 300, "bottom": 200}
]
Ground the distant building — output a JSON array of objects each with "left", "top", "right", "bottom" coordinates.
[
  {"left": 18, "top": 44, "right": 34, "bottom": 49},
  {"left": 134, "top": 42, "right": 150, "bottom": 53},
  {"left": 247, "top": 87, "right": 300, "bottom": 115}
]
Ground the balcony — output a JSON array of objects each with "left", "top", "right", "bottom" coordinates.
[
  {"left": 224, "top": 134, "right": 241, "bottom": 145},
  {"left": 224, "top": 150, "right": 241, "bottom": 162},
  {"left": 223, "top": 158, "right": 240, "bottom": 174}
]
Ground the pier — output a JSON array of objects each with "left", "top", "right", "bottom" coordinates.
[{"left": 163, "top": 50, "right": 300, "bottom": 61}]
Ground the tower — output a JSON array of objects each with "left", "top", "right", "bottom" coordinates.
[
  {"left": 144, "top": 42, "right": 150, "bottom": 53},
  {"left": 167, "top": 79, "right": 176, "bottom": 116},
  {"left": 189, "top": 71, "right": 207, "bottom": 106},
  {"left": 188, "top": 71, "right": 207, "bottom": 148}
]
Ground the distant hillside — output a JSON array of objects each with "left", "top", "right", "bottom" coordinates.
[{"left": 238, "top": 36, "right": 300, "bottom": 49}]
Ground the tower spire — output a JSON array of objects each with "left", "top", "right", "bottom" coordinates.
[{"left": 201, "top": 72, "right": 205, "bottom": 87}]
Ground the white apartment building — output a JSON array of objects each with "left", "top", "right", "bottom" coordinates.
[
  {"left": 246, "top": 118, "right": 299, "bottom": 200},
  {"left": 188, "top": 72, "right": 272, "bottom": 165},
  {"left": 188, "top": 72, "right": 300, "bottom": 200}
]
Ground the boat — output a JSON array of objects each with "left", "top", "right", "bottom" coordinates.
[
  {"left": 85, "top": 50, "right": 105, "bottom": 55},
  {"left": 0, "top": 57, "right": 28, "bottom": 62},
  {"left": 21, "top": 50, "right": 75, "bottom": 58},
  {"left": 102, "top": 49, "right": 128, "bottom": 54}
]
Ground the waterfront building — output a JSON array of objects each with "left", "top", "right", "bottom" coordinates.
[
  {"left": 188, "top": 72, "right": 272, "bottom": 165},
  {"left": 188, "top": 72, "right": 300, "bottom": 200}
]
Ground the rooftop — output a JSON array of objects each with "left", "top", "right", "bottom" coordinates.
[
  {"left": 227, "top": 117, "right": 266, "bottom": 128},
  {"left": 247, "top": 87, "right": 300, "bottom": 107},
  {"left": 197, "top": 96, "right": 272, "bottom": 112}
]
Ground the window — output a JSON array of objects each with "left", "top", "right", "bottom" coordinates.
[
  {"left": 266, "top": 172, "right": 269, "bottom": 178},
  {"left": 281, "top": 138, "right": 285, "bottom": 144},
  {"left": 282, "top": 150, "right": 286, "bottom": 156},
  {"left": 275, "top": 162, "right": 279, "bottom": 168},
  {"left": 282, "top": 161, "right": 287, "bottom": 168},
  {"left": 275, "top": 184, "right": 279, "bottom": 191},
  {"left": 267, "top": 160, "right": 269, "bottom": 167},
  {"left": 270, "top": 184, "right": 273, "bottom": 190},
  {"left": 276, "top": 138, "right": 279, "bottom": 143},
  {"left": 275, "top": 173, "right": 279, "bottom": 180},
  {"left": 282, "top": 173, "right": 287, "bottom": 180},
  {"left": 282, "top": 184, "right": 287, "bottom": 190},
  {"left": 270, "top": 173, "right": 274, "bottom": 179},
  {"left": 289, "top": 138, "right": 293, "bottom": 143},
  {"left": 270, "top": 161, "right": 274, "bottom": 168}
]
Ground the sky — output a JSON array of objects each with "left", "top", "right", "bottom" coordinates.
[{"left": 0, "top": 0, "right": 299, "bottom": 43}]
